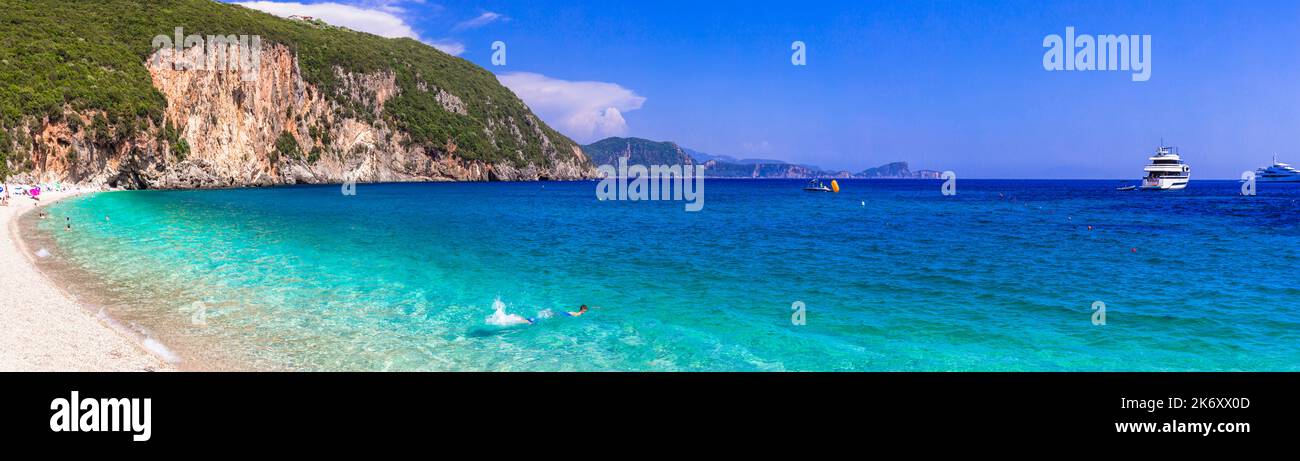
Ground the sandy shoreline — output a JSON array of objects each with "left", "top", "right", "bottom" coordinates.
[{"left": 0, "top": 188, "right": 173, "bottom": 371}]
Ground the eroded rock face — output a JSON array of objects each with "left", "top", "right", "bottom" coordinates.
[{"left": 7, "top": 43, "right": 596, "bottom": 189}]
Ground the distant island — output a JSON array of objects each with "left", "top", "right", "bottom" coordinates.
[{"left": 582, "top": 137, "right": 942, "bottom": 179}]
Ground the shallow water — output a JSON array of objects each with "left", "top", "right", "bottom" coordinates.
[{"left": 28, "top": 179, "right": 1300, "bottom": 370}]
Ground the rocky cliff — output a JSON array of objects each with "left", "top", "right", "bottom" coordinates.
[{"left": 0, "top": 0, "right": 597, "bottom": 189}]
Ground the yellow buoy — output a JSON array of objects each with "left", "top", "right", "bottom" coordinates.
[{"left": 830, "top": 179, "right": 840, "bottom": 193}]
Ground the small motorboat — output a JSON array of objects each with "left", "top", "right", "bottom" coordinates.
[
  {"left": 1116, "top": 184, "right": 1137, "bottom": 191},
  {"left": 803, "top": 179, "right": 833, "bottom": 192}
]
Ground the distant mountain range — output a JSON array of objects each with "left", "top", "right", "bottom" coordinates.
[
  {"left": 583, "top": 137, "right": 695, "bottom": 167},
  {"left": 583, "top": 137, "right": 942, "bottom": 179},
  {"left": 682, "top": 148, "right": 792, "bottom": 166}
]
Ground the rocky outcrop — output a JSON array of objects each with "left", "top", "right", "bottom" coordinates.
[
  {"left": 582, "top": 137, "right": 695, "bottom": 167},
  {"left": 6, "top": 43, "right": 597, "bottom": 189}
]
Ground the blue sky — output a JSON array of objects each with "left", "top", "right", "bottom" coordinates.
[{"left": 230, "top": 1, "right": 1300, "bottom": 178}]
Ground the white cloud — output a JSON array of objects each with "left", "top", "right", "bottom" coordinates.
[
  {"left": 497, "top": 72, "right": 646, "bottom": 143},
  {"left": 366, "top": 0, "right": 427, "bottom": 15},
  {"left": 235, "top": 1, "right": 466, "bottom": 56},
  {"left": 453, "top": 11, "right": 506, "bottom": 31},
  {"left": 426, "top": 39, "right": 465, "bottom": 56},
  {"left": 236, "top": 1, "right": 421, "bottom": 39}
]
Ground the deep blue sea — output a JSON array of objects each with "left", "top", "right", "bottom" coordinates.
[{"left": 28, "top": 179, "right": 1300, "bottom": 370}]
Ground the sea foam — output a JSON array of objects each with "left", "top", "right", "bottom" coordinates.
[
  {"left": 484, "top": 298, "right": 531, "bottom": 326},
  {"left": 141, "top": 338, "right": 183, "bottom": 364}
]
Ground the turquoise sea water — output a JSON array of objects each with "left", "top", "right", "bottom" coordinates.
[{"left": 28, "top": 179, "right": 1300, "bottom": 371}]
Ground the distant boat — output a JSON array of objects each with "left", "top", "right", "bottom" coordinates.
[
  {"left": 803, "top": 179, "right": 832, "bottom": 192},
  {"left": 1139, "top": 145, "right": 1190, "bottom": 191},
  {"left": 1255, "top": 155, "right": 1300, "bottom": 182},
  {"left": 1116, "top": 184, "right": 1137, "bottom": 191}
]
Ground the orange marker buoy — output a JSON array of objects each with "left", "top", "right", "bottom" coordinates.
[{"left": 830, "top": 179, "right": 840, "bottom": 193}]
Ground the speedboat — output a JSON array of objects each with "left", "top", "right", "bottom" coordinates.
[
  {"left": 1255, "top": 156, "right": 1300, "bottom": 182},
  {"left": 803, "top": 179, "right": 832, "bottom": 192},
  {"left": 1138, "top": 145, "right": 1190, "bottom": 191}
]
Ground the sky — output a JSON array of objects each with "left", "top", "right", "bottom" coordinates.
[{"left": 227, "top": 0, "right": 1300, "bottom": 179}]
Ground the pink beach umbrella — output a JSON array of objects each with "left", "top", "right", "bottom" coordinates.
[{"left": 30, "top": 187, "right": 40, "bottom": 197}]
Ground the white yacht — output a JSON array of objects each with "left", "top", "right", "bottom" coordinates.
[
  {"left": 1255, "top": 156, "right": 1300, "bottom": 182},
  {"left": 1139, "top": 145, "right": 1190, "bottom": 190}
]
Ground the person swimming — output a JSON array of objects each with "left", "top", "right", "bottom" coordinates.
[
  {"left": 563, "top": 305, "right": 590, "bottom": 317},
  {"left": 521, "top": 305, "right": 590, "bottom": 324}
]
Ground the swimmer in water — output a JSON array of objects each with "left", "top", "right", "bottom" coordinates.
[
  {"left": 564, "top": 305, "right": 590, "bottom": 317},
  {"left": 523, "top": 305, "right": 589, "bottom": 324}
]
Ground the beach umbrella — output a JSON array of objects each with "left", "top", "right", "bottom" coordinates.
[{"left": 30, "top": 186, "right": 40, "bottom": 197}]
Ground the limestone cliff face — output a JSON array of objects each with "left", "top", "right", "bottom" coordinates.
[{"left": 9, "top": 43, "right": 596, "bottom": 189}]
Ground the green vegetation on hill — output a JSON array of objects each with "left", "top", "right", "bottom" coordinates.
[
  {"left": 859, "top": 161, "right": 911, "bottom": 178},
  {"left": 273, "top": 130, "right": 301, "bottom": 163},
  {"left": 588, "top": 137, "right": 934, "bottom": 179},
  {"left": 582, "top": 137, "right": 694, "bottom": 166},
  {"left": 0, "top": 0, "right": 578, "bottom": 167}
]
